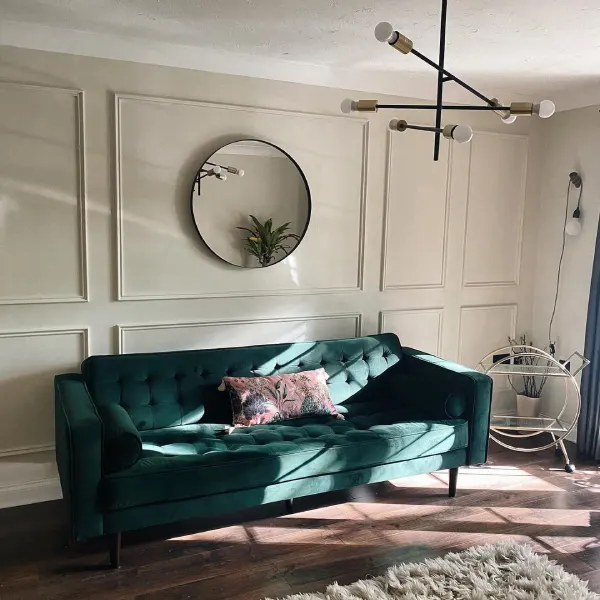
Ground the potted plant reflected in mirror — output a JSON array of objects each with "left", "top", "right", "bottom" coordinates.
[
  {"left": 238, "top": 216, "right": 300, "bottom": 268},
  {"left": 508, "top": 335, "right": 551, "bottom": 418}
]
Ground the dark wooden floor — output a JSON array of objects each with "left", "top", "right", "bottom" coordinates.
[{"left": 1, "top": 442, "right": 600, "bottom": 599}]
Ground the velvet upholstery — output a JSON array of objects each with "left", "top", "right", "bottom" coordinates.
[
  {"left": 104, "top": 450, "right": 467, "bottom": 533},
  {"left": 54, "top": 374, "right": 104, "bottom": 541},
  {"left": 101, "top": 418, "right": 467, "bottom": 510},
  {"left": 55, "top": 334, "right": 493, "bottom": 543}
]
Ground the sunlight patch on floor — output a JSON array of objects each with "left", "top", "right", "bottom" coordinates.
[
  {"left": 489, "top": 507, "right": 595, "bottom": 527},
  {"left": 395, "top": 465, "right": 568, "bottom": 492},
  {"left": 169, "top": 524, "right": 250, "bottom": 543},
  {"left": 387, "top": 473, "right": 447, "bottom": 489},
  {"left": 279, "top": 503, "right": 358, "bottom": 521},
  {"left": 538, "top": 536, "right": 600, "bottom": 553}
]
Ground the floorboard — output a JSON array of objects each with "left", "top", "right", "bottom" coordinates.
[{"left": 1, "top": 443, "right": 599, "bottom": 599}]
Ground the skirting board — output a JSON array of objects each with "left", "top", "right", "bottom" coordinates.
[{"left": 0, "top": 478, "right": 62, "bottom": 510}]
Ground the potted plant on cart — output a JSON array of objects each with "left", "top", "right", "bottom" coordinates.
[{"left": 508, "top": 335, "right": 552, "bottom": 418}]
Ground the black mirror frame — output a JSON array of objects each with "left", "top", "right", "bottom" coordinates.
[{"left": 190, "top": 138, "right": 312, "bottom": 269}]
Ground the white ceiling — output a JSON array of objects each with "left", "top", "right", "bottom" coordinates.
[{"left": 2, "top": 0, "right": 600, "bottom": 109}]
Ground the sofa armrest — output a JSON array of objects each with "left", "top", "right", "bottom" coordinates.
[
  {"left": 401, "top": 347, "right": 493, "bottom": 465},
  {"left": 97, "top": 404, "right": 142, "bottom": 473},
  {"left": 55, "top": 374, "right": 104, "bottom": 541}
]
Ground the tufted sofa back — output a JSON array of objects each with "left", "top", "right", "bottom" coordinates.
[{"left": 82, "top": 334, "right": 403, "bottom": 431}]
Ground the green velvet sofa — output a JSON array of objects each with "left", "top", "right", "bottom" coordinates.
[{"left": 54, "top": 333, "right": 492, "bottom": 567}]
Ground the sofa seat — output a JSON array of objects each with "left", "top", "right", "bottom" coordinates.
[{"left": 100, "top": 415, "right": 468, "bottom": 511}]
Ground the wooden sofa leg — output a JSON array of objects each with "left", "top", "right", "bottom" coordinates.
[
  {"left": 449, "top": 467, "right": 458, "bottom": 498},
  {"left": 286, "top": 498, "right": 294, "bottom": 513},
  {"left": 108, "top": 532, "right": 121, "bottom": 569}
]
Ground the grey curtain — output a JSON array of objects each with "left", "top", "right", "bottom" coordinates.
[{"left": 578, "top": 216, "right": 600, "bottom": 460}]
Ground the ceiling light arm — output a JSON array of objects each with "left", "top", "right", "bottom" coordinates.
[
  {"left": 410, "top": 48, "right": 496, "bottom": 107},
  {"left": 433, "top": 0, "right": 448, "bottom": 160},
  {"left": 377, "top": 104, "right": 511, "bottom": 111},
  {"left": 390, "top": 120, "right": 473, "bottom": 143}
]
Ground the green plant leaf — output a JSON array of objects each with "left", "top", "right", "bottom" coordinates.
[
  {"left": 249, "top": 215, "right": 267, "bottom": 239},
  {"left": 273, "top": 222, "right": 292, "bottom": 237},
  {"left": 236, "top": 226, "right": 258, "bottom": 236}
]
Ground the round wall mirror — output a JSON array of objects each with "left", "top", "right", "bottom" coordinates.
[{"left": 191, "top": 140, "right": 311, "bottom": 268}]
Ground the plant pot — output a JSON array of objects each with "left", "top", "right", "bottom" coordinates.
[{"left": 516, "top": 394, "right": 542, "bottom": 418}]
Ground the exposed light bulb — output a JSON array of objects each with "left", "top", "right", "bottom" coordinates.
[
  {"left": 211, "top": 165, "right": 222, "bottom": 174},
  {"left": 566, "top": 217, "right": 582, "bottom": 236},
  {"left": 502, "top": 114, "right": 518, "bottom": 124},
  {"left": 340, "top": 98, "right": 358, "bottom": 114},
  {"left": 217, "top": 172, "right": 227, "bottom": 181},
  {"left": 451, "top": 124, "right": 473, "bottom": 144},
  {"left": 374, "top": 22, "right": 395, "bottom": 43},
  {"left": 237, "top": 169, "right": 245, "bottom": 177},
  {"left": 388, "top": 119, "right": 407, "bottom": 132},
  {"left": 534, "top": 100, "right": 556, "bottom": 119}
]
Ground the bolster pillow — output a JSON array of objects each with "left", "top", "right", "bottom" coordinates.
[{"left": 98, "top": 404, "right": 142, "bottom": 473}]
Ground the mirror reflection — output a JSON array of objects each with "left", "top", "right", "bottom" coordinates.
[{"left": 191, "top": 140, "right": 310, "bottom": 268}]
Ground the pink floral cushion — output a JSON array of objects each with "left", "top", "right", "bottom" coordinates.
[{"left": 223, "top": 369, "right": 342, "bottom": 426}]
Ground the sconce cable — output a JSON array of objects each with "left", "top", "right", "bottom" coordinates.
[{"left": 548, "top": 175, "right": 583, "bottom": 354}]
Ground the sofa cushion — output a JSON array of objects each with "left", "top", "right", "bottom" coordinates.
[
  {"left": 224, "top": 369, "right": 341, "bottom": 426},
  {"left": 100, "top": 416, "right": 468, "bottom": 511},
  {"left": 82, "top": 334, "right": 403, "bottom": 431}
]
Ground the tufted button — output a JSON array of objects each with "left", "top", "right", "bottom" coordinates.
[{"left": 226, "top": 369, "right": 233, "bottom": 376}]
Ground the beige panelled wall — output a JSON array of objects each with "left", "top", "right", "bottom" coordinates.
[{"left": 0, "top": 46, "right": 536, "bottom": 507}]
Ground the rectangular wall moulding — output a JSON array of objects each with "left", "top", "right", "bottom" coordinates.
[
  {"left": 117, "top": 313, "right": 362, "bottom": 354},
  {"left": 0, "top": 83, "right": 88, "bottom": 304},
  {"left": 381, "top": 130, "right": 451, "bottom": 290},
  {"left": 0, "top": 328, "right": 89, "bottom": 455},
  {"left": 115, "top": 94, "right": 368, "bottom": 300},
  {"left": 379, "top": 308, "right": 444, "bottom": 355},
  {"left": 462, "top": 133, "right": 527, "bottom": 288}
]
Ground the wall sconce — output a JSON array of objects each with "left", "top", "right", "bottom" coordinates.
[{"left": 566, "top": 171, "right": 583, "bottom": 236}]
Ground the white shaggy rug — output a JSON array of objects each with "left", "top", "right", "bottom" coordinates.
[{"left": 267, "top": 542, "right": 599, "bottom": 600}]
